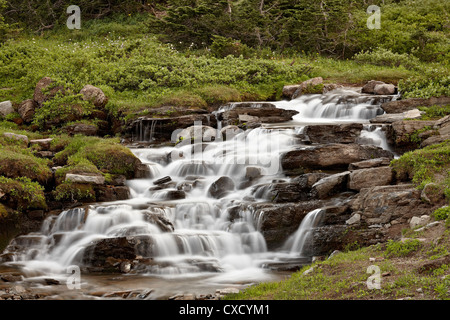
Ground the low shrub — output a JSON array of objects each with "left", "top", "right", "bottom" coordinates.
[
  {"left": 52, "top": 181, "right": 96, "bottom": 202},
  {"left": 385, "top": 239, "right": 422, "bottom": 258}
]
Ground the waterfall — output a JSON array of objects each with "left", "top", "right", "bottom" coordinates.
[
  {"left": 274, "top": 88, "right": 393, "bottom": 123},
  {"left": 0, "top": 89, "right": 397, "bottom": 298},
  {"left": 283, "top": 209, "right": 324, "bottom": 255}
]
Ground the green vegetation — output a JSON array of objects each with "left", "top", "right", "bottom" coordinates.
[
  {"left": 0, "top": 176, "right": 46, "bottom": 212},
  {"left": 418, "top": 105, "right": 450, "bottom": 120},
  {"left": 433, "top": 206, "right": 450, "bottom": 221},
  {"left": 391, "top": 140, "right": 450, "bottom": 200},
  {"left": 53, "top": 181, "right": 96, "bottom": 202},
  {"left": 385, "top": 239, "right": 422, "bottom": 258},
  {"left": 225, "top": 234, "right": 450, "bottom": 300}
]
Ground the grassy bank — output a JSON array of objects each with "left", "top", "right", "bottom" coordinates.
[{"left": 225, "top": 219, "right": 450, "bottom": 300}]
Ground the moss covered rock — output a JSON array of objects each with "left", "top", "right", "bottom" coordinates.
[{"left": 0, "top": 177, "right": 47, "bottom": 211}]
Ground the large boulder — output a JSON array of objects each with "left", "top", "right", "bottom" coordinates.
[
  {"left": 18, "top": 99, "right": 37, "bottom": 123},
  {"left": 80, "top": 85, "right": 108, "bottom": 108},
  {"left": 303, "top": 123, "right": 363, "bottom": 144},
  {"left": 361, "top": 80, "right": 385, "bottom": 94},
  {"left": 291, "top": 77, "right": 324, "bottom": 99},
  {"left": 311, "top": 172, "right": 350, "bottom": 199},
  {"left": 218, "top": 102, "right": 298, "bottom": 127},
  {"left": 0, "top": 101, "right": 14, "bottom": 117},
  {"left": 207, "top": 176, "right": 235, "bottom": 199},
  {"left": 350, "top": 184, "right": 431, "bottom": 227},
  {"left": 373, "top": 83, "right": 396, "bottom": 95},
  {"left": 281, "top": 144, "right": 394, "bottom": 172},
  {"left": 33, "top": 77, "right": 64, "bottom": 105},
  {"left": 382, "top": 96, "right": 450, "bottom": 114},
  {"left": 348, "top": 166, "right": 394, "bottom": 191},
  {"left": 385, "top": 120, "right": 437, "bottom": 151}
]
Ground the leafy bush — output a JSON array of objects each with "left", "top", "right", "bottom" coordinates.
[
  {"left": 385, "top": 239, "right": 422, "bottom": 258},
  {"left": 210, "top": 35, "right": 252, "bottom": 58},
  {"left": 432, "top": 206, "right": 450, "bottom": 221},
  {"left": 391, "top": 140, "right": 450, "bottom": 195},
  {"left": 353, "top": 48, "right": 421, "bottom": 70},
  {"left": 399, "top": 69, "right": 450, "bottom": 99},
  {"left": 418, "top": 105, "right": 450, "bottom": 120},
  {"left": 33, "top": 92, "right": 94, "bottom": 130}
]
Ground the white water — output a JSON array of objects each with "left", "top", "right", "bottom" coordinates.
[{"left": 0, "top": 89, "right": 396, "bottom": 298}]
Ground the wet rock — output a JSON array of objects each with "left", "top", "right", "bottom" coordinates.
[
  {"left": 220, "top": 125, "right": 241, "bottom": 140},
  {"left": 303, "top": 123, "right": 363, "bottom": 144},
  {"left": 245, "top": 167, "right": 262, "bottom": 180},
  {"left": 18, "top": 99, "right": 36, "bottom": 123},
  {"left": 176, "top": 125, "right": 217, "bottom": 143},
  {"left": 142, "top": 210, "right": 174, "bottom": 232},
  {"left": 82, "top": 237, "right": 137, "bottom": 271},
  {"left": 208, "top": 176, "right": 235, "bottom": 199},
  {"left": 95, "top": 186, "right": 131, "bottom": 202},
  {"left": 382, "top": 96, "right": 450, "bottom": 114},
  {"left": 241, "top": 200, "right": 328, "bottom": 249},
  {"left": 348, "top": 157, "right": 391, "bottom": 170},
  {"left": 154, "top": 176, "right": 172, "bottom": 185},
  {"left": 134, "top": 163, "right": 151, "bottom": 179},
  {"left": 162, "top": 190, "right": 186, "bottom": 200},
  {"left": 348, "top": 167, "right": 394, "bottom": 191},
  {"left": 80, "top": 85, "right": 108, "bottom": 108},
  {"left": 0, "top": 100, "right": 14, "bottom": 117},
  {"left": 281, "top": 143, "right": 393, "bottom": 172},
  {"left": 1, "top": 274, "right": 23, "bottom": 282},
  {"left": 65, "top": 173, "right": 105, "bottom": 185},
  {"left": 218, "top": 102, "right": 298, "bottom": 127},
  {"left": 311, "top": 172, "right": 350, "bottom": 199}
]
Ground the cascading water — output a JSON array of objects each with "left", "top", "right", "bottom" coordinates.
[{"left": 0, "top": 88, "right": 397, "bottom": 299}]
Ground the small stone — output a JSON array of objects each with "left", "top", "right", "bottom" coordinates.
[
  {"left": 346, "top": 213, "right": 361, "bottom": 225},
  {"left": 65, "top": 173, "right": 105, "bottom": 185},
  {"left": 3, "top": 132, "right": 29, "bottom": 144},
  {"left": 0, "top": 101, "right": 14, "bottom": 117}
]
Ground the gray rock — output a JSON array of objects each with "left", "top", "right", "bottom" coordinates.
[
  {"left": 346, "top": 213, "right": 361, "bottom": 225},
  {"left": 348, "top": 157, "right": 391, "bottom": 170},
  {"left": 0, "top": 101, "right": 14, "bottom": 117},
  {"left": 410, "top": 215, "right": 430, "bottom": 229},
  {"left": 311, "top": 171, "right": 350, "bottom": 199},
  {"left": 80, "top": 85, "right": 108, "bottom": 108},
  {"left": 3, "top": 132, "right": 28, "bottom": 144},
  {"left": 303, "top": 123, "right": 363, "bottom": 144},
  {"left": 361, "top": 80, "right": 385, "bottom": 94},
  {"left": 65, "top": 173, "right": 105, "bottom": 185},
  {"left": 348, "top": 167, "right": 394, "bottom": 191},
  {"left": 29, "top": 138, "right": 53, "bottom": 150},
  {"left": 373, "top": 83, "right": 396, "bottom": 95},
  {"left": 291, "top": 77, "right": 324, "bottom": 99},
  {"left": 382, "top": 96, "right": 450, "bottom": 114}
]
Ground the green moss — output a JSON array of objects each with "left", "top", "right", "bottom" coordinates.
[
  {"left": 0, "top": 147, "right": 52, "bottom": 184},
  {"left": 0, "top": 176, "right": 47, "bottom": 211},
  {"left": 54, "top": 158, "right": 102, "bottom": 185},
  {"left": 53, "top": 135, "right": 140, "bottom": 178}
]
